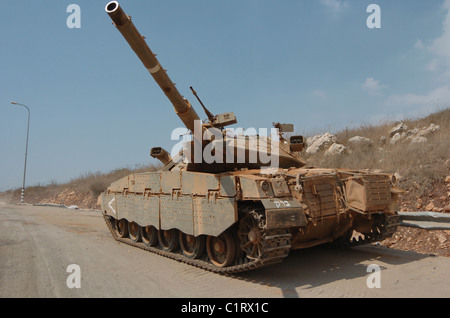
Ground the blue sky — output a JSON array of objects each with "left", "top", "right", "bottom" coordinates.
[{"left": 1, "top": 0, "right": 450, "bottom": 191}]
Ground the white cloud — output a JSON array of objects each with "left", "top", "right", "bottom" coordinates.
[
  {"left": 320, "top": 0, "right": 349, "bottom": 15},
  {"left": 362, "top": 77, "right": 387, "bottom": 96},
  {"left": 418, "top": 0, "right": 450, "bottom": 76},
  {"left": 312, "top": 89, "right": 328, "bottom": 99},
  {"left": 380, "top": 0, "right": 450, "bottom": 116},
  {"left": 382, "top": 1, "right": 450, "bottom": 114},
  {"left": 414, "top": 39, "right": 425, "bottom": 49},
  {"left": 384, "top": 85, "right": 450, "bottom": 108}
]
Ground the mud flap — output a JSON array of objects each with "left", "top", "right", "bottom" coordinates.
[{"left": 261, "top": 199, "right": 307, "bottom": 229}]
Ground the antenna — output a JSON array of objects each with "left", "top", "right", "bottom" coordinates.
[{"left": 190, "top": 86, "right": 215, "bottom": 124}]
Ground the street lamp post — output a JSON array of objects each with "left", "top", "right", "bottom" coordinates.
[{"left": 10, "top": 101, "right": 30, "bottom": 204}]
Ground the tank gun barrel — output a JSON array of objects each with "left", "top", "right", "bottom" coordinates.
[{"left": 105, "top": 1, "right": 200, "bottom": 132}]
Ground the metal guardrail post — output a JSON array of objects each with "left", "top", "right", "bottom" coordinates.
[{"left": 397, "top": 211, "right": 450, "bottom": 230}]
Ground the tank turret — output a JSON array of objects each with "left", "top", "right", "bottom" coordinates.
[{"left": 105, "top": 1, "right": 306, "bottom": 171}]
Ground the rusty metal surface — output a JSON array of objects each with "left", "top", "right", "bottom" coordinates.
[{"left": 262, "top": 199, "right": 307, "bottom": 229}]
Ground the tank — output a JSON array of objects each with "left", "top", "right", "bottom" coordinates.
[{"left": 99, "top": 1, "right": 402, "bottom": 273}]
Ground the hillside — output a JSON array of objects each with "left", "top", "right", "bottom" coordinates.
[
  {"left": 1, "top": 108, "right": 449, "bottom": 256},
  {"left": 0, "top": 165, "right": 159, "bottom": 209}
]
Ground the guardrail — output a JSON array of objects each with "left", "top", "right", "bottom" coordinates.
[{"left": 397, "top": 211, "right": 450, "bottom": 230}]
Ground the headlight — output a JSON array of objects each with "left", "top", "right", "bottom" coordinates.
[
  {"left": 390, "top": 174, "right": 396, "bottom": 183},
  {"left": 260, "top": 181, "right": 270, "bottom": 191}
]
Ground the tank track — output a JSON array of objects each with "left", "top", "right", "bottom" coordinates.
[
  {"left": 103, "top": 214, "right": 292, "bottom": 274},
  {"left": 337, "top": 213, "right": 401, "bottom": 248}
]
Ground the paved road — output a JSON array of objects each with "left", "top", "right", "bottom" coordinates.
[{"left": 1, "top": 202, "right": 449, "bottom": 298}]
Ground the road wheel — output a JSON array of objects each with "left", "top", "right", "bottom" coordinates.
[
  {"left": 128, "top": 222, "right": 142, "bottom": 242},
  {"left": 238, "top": 212, "right": 264, "bottom": 260},
  {"left": 115, "top": 219, "right": 129, "bottom": 238},
  {"left": 179, "top": 232, "right": 205, "bottom": 259},
  {"left": 158, "top": 229, "right": 179, "bottom": 252},
  {"left": 142, "top": 225, "right": 158, "bottom": 246},
  {"left": 206, "top": 231, "right": 236, "bottom": 268}
]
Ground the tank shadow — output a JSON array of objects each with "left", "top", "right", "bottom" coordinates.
[{"left": 233, "top": 245, "right": 430, "bottom": 298}]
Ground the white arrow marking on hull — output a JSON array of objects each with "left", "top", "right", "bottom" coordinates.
[{"left": 108, "top": 197, "right": 116, "bottom": 215}]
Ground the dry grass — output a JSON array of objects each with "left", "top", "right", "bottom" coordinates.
[{"left": 2, "top": 164, "right": 159, "bottom": 208}]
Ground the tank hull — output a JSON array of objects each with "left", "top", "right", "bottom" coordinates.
[{"left": 99, "top": 167, "right": 400, "bottom": 273}]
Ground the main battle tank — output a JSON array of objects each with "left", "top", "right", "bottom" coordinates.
[{"left": 99, "top": 1, "right": 402, "bottom": 273}]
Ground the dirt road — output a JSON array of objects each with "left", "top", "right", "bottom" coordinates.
[{"left": 1, "top": 202, "right": 449, "bottom": 298}]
